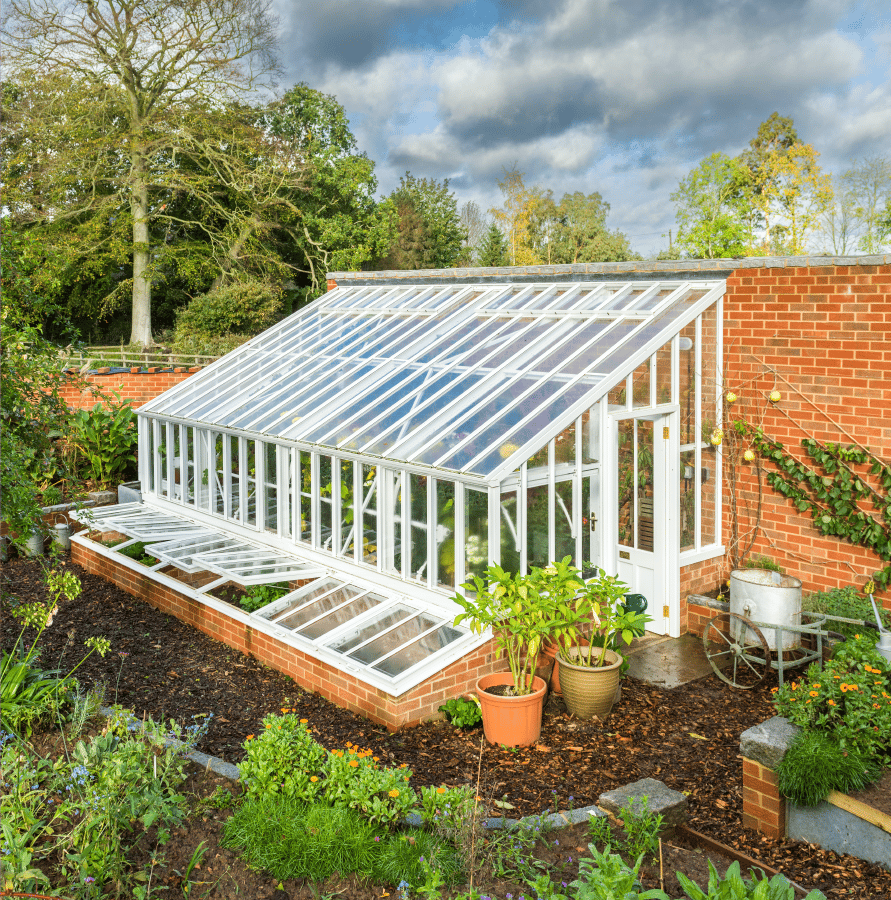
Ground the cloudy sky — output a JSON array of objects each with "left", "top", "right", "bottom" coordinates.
[{"left": 275, "top": 0, "right": 891, "bottom": 257}]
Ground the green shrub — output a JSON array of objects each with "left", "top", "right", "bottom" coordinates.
[
  {"left": 803, "top": 585, "right": 891, "bottom": 643},
  {"left": 239, "top": 713, "right": 326, "bottom": 803},
  {"left": 773, "top": 635, "right": 891, "bottom": 765},
  {"left": 169, "top": 330, "right": 252, "bottom": 359},
  {"left": 676, "top": 860, "right": 826, "bottom": 899},
  {"left": 324, "top": 743, "right": 417, "bottom": 828},
  {"left": 174, "top": 280, "right": 283, "bottom": 339},
  {"left": 67, "top": 393, "right": 137, "bottom": 489},
  {"left": 370, "top": 828, "right": 461, "bottom": 890},
  {"left": 777, "top": 729, "right": 881, "bottom": 806},
  {"left": 438, "top": 695, "right": 482, "bottom": 728},
  {"left": 418, "top": 784, "right": 476, "bottom": 830},
  {"left": 743, "top": 555, "right": 783, "bottom": 573},
  {"left": 221, "top": 797, "right": 380, "bottom": 882},
  {"left": 239, "top": 582, "right": 290, "bottom": 613}
]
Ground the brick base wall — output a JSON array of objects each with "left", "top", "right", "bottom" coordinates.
[
  {"left": 57, "top": 369, "right": 200, "bottom": 410},
  {"left": 71, "top": 535, "right": 505, "bottom": 730},
  {"left": 742, "top": 757, "right": 786, "bottom": 839}
]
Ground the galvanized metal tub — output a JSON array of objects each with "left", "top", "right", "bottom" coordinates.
[{"left": 730, "top": 569, "right": 802, "bottom": 651}]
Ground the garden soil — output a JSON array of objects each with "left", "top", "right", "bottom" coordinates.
[{"left": 3, "top": 555, "right": 890, "bottom": 899}]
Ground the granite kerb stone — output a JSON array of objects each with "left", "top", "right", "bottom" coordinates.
[{"left": 739, "top": 716, "right": 799, "bottom": 770}]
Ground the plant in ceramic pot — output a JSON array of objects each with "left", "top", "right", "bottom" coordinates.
[
  {"left": 453, "top": 563, "right": 580, "bottom": 746},
  {"left": 552, "top": 568, "right": 650, "bottom": 719}
]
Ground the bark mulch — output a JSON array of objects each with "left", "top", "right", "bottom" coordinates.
[{"left": 3, "top": 555, "right": 890, "bottom": 899}]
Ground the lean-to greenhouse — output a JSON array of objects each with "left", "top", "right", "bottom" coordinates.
[{"left": 73, "top": 276, "right": 725, "bottom": 726}]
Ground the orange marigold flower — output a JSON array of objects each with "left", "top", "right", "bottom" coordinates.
[
  {"left": 246, "top": 734, "right": 255, "bottom": 740},
  {"left": 771, "top": 687, "right": 778, "bottom": 694},
  {"left": 809, "top": 690, "right": 818, "bottom": 697},
  {"left": 310, "top": 776, "right": 318, "bottom": 782},
  {"left": 300, "top": 718, "right": 308, "bottom": 724},
  {"left": 349, "top": 760, "right": 359, "bottom": 768},
  {"left": 437, "top": 786, "right": 446, "bottom": 794},
  {"left": 388, "top": 789, "right": 400, "bottom": 798},
  {"left": 827, "top": 699, "right": 836, "bottom": 706},
  {"left": 373, "top": 756, "right": 380, "bottom": 762},
  {"left": 840, "top": 684, "right": 849, "bottom": 693},
  {"left": 281, "top": 707, "right": 288, "bottom": 713},
  {"left": 346, "top": 742, "right": 353, "bottom": 747},
  {"left": 875, "top": 704, "right": 881, "bottom": 709}
]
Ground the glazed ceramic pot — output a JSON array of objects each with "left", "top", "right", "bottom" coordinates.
[{"left": 557, "top": 647, "right": 623, "bottom": 719}]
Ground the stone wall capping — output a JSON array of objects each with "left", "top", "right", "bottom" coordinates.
[{"left": 739, "top": 716, "right": 799, "bottom": 770}]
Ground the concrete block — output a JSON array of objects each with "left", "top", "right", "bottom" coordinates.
[
  {"left": 118, "top": 481, "right": 142, "bottom": 504},
  {"left": 598, "top": 777, "right": 688, "bottom": 829},
  {"left": 739, "top": 716, "right": 799, "bottom": 770}
]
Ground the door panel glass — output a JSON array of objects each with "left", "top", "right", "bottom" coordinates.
[
  {"left": 617, "top": 419, "right": 635, "bottom": 548},
  {"left": 636, "top": 419, "right": 654, "bottom": 552},
  {"left": 680, "top": 449, "right": 696, "bottom": 552}
]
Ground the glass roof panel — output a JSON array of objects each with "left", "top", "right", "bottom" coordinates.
[
  {"left": 141, "top": 280, "right": 723, "bottom": 479},
  {"left": 348, "top": 612, "right": 440, "bottom": 665},
  {"left": 371, "top": 624, "right": 463, "bottom": 676},
  {"left": 297, "top": 593, "right": 383, "bottom": 640},
  {"left": 276, "top": 584, "right": 367, "bottom": 630},
  {"left": 326, "top": 603, "right": 417, "bottom": 654}
]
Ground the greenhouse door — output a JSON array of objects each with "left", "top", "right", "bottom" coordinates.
[{"left": 614, "top": 413, "right": 672, "bottom": 636}]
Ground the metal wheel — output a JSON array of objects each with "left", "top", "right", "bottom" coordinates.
[{"left": 702, "top": 612, "right": 770, "bottom": 689}]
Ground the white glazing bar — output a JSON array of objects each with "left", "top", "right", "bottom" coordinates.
[
  {"left": 387, "top": 315, "right": 581, "bottom": 461},
  {"left": 248, "top": 286, "right": 471, "bottom": 435},
  {"left": 695, "top": 314, "right": 702, "bottom": 551},
  {"left": 454, "top": 481, "right": 465, "bottom": 595},
  {"left": 354, "top": 314, "right": 552, "bottom": 455},
  {"left": 715, "top": 295, "right": 724, "bottom": 546},
  {"left": 427, "top": 477, "right": 436, "bottom": 589},
  {"left": 310, "top": 299, "right": 517, "bottom": 446},
  {"left": 547, "top": 439, "right": 556, "bottom": 564},
  {"left": 519, "top": 462, "right": 528, "bottom": 575},
  {"left": 432, "top": 316, "right": 630, "bottom": 470},
  {"left": 574, "top": 414, "right": 583, "bottom": 567},
  {"left": 483, "top": 285, "right": 725, "bottom": 484}
]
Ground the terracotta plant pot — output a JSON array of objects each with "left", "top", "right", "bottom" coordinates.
[
  {"left": 557, "top": 647, "right": 623, "bottom": 720},
  {"left": 475, "top": 672, "right": 547, "bottom": 747}
]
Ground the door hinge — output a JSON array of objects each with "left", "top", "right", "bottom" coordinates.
[
  {"left": 663, "top": 426, "right": 669, "bottom": 439},
  {"left": 663, "top": 604, "right": 670, "bottom": 618}
]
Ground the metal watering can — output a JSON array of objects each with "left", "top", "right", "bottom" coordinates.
[{"left": 869, "top": 595, "right": 891, "bottom": 665}]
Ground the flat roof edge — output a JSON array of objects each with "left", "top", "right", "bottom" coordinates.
[{"left": 328, "top": 254, "right": 890, "bottom": 283}]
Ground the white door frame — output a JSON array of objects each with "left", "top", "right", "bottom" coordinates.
[{"left": 603, "top": 405, "right": 680, "bottom": 637}]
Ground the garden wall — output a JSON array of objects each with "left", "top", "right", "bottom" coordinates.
[
  {"left": 70, "top": 533, "right": 505, "bottom": 730},
  {"left": 56, "top": 368, "right": 201, "bottom": 410}
]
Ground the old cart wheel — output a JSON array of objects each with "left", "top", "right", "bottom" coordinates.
[{"left": 702, "top": 612, "right": 770, "bottom": 689}]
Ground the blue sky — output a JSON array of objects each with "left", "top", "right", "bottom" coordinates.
[{"left": 275, "top": 0, "right": 891, "bottom": 257}]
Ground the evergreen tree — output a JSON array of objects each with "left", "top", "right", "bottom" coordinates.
[{"left": 477, "top": 223, "right": 509, "bottom": 267}]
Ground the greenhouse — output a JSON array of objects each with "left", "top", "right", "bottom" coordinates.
[{"left": 75, "top": 279, "right": 724, "bottom": 708}]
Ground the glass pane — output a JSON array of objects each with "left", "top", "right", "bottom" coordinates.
[
  {"left": 348, "top": 612, "right": 439, "bottom": 665},
  {"left": 298, "top": 594, "right": 382, "bottom": 640},
  {"left": 371, "top": 624, "right": 462, "bottom": 676},
  {"left": 362, "top": 465, "right": 378, "bottom": 565},
  {"left": 265, "top": 442, "right": 278, "bottom": 533},
  {"left": 636, "top": 419, "right": 654, "bottom": 552},
  {"left": 679, "top": 321, "right": 697, "bottom": 445},
  {"left": 701, "top": 303, "right": 720, "bottom": 437},
  {"left": 299, "top": 453, "right": 312, "bottom": 542},
  {"left": 555, "top": 421, "right": 577, "bottom": 466},
  {"left": 631, "top": 359, "right": 651, "bottom": 409},
  {"left": 465, "top": 489, "right": 488, "bottom": 584},
  {"left": 701, "top": 445, "right": 718, "bottom": 546},
  {"left": 340, "top": 459, "right": 355, "bottom": 556},
  {"left": 157, "top": 424, "right": 167, "bottom": 497},
  {"left": 655, "top": 340, "right": 672, "bottom": 406},
  {"left": 245, "top": 440, "right": 257, "bottom": 526},
  {"left": 581, "top": 408, "right": 598, "bottom": 464},
  {"left": 184, "top": 427, "right": 195, "bottom": 504},
  {"left": 608, "top": 380, "right": 627, "bottom": 412},
  {"left": 617, "top": 419, "right": 634, "bottom": 548},
  {"left": 680, "top": 449, "right": 696, "bottom": 552},
  {"left": 410, "top": 474, "right": 428, "bottom": 582},
  {"left": 527, "top": 483, "right": 548, "bottom": 569},
  {"left": 318, "top": 455, "right": 332, "bottom": 551},
  {"left": 281, "top": 447, "right": 293, "bottom": 539},
  {"left": 277, "top": 584, "right": 365, "bottom": 630},
  {"left": 328, "top": 604, "right": 416, "bottom": 654},
  {"left": 554, "top": 478, "right": 575, "bottom": 564},
  {"left": 500, "top": 489, "right": 520, "bottom": 575},
  {"left": 384, "top": 471, "right": 403, "bottom": 577},
  {"left": 229, "top": 436, "right": 240, "bottom": 518},
  {"left": 214, "top": 433, "right": 225, "bottom": 515},
  {"left": 436, "top": 481, "right": 455, "bottom": 590}
]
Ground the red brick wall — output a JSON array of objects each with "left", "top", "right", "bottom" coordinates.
[
  {"left": 71, "top": 535, "right": 505, "bottom": 730},
  {"left": 57, "top": 369, "right": 200, "bottom": 410},
  {"left": 721, "top": 264, "right": 891, "bottom": 614},
  {"left": 742, "top": 757, "right": 786, "bottom": 839}
]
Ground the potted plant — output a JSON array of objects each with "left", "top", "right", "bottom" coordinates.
[
  {"left": 552, "top": 568, "right": 650, "bottom": 719},
  {"left": 453, "top": 561, "right": 582, "bottom": 747}
]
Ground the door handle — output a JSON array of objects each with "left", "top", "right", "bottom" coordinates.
[{"left": 588, "top": 513, "right": 597, "bottom": 533}]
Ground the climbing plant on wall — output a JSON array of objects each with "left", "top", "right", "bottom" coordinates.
[{"left": 741, "top": 425, "right": 891, "bottom": 589}]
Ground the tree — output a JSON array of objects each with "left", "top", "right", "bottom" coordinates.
[
  {"left": 375, "top": 173, "right": 464, "bottom": 270},
  {"left": 477, "top": 223, "right": 509, "bottom": 267},
  {"left": 549, "top": 191, "right": 636, "bottom": 263},
  {"left": 3, "top": 0, "right": 281, "bottom": 346},
  {"left": 458, "top": 200, "right": 488, "bottom": 265},
  {"left": 843, "top": 156, "right": 891, "bottom": 253},
  {"left": 490, "top": 167, "right": 540, "bottom": 266}
]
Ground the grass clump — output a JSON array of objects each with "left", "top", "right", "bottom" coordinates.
[
  {"left": 222, "top": 797, "right": 380, "bottom": 881},
  {"left": 777, "top": 730, "right": 882, "bottom": 807}
]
